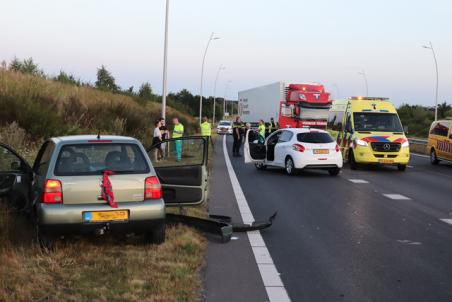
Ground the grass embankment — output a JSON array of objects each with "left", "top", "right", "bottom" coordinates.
[
  {"left": 0, "top": 69, "right": 197, "bottom": 146},
  {"left": 0, "top": 70, "right": 208, "bottom": 301}
]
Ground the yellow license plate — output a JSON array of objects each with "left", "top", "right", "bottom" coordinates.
[
  {"left": 314, "top": 149, "right": 329, "bottom": 154},
  {"left": 379, "top": 159, "right": 394, "bottom": 164},
  {"left": 83, "top": 210, "right": 129, "bottom": 222}
]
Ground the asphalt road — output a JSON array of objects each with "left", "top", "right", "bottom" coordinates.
[{"left": 226, "top": 136, "right": 452, "bottom": 302}]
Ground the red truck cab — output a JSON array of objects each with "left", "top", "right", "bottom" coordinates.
[{"left": 279, "top": 83, "right": 331, "bottom": 129}]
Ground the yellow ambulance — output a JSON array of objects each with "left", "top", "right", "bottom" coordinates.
[
  {"left": 427, "top": 119, "right": 452, "bottom": 164},
  {"left": 327, "top": 97, "right": 410, "bottom": 171}
]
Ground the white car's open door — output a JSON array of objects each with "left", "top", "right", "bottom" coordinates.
[{"left": 244, "top": 130, "right": 266, "bottom": 164}]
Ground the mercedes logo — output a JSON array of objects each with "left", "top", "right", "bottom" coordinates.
[{"left": 383, "top": 143, "right": 391, "bottom": 151}]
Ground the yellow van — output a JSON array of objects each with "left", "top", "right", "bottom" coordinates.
[
  {"left": 327, "top": 97, "right": 410, "bottom": 171},
  {"left": 427, "top": 119, "right": 452, "bottom": 164}
]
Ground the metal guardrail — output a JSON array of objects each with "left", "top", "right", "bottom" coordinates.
[{"left": 409, "top": 138, "right": 428, "bottom": 145}]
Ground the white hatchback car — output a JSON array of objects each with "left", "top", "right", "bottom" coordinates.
[{"left": 245, "top": 128, "right": 343, "bottom": 176}]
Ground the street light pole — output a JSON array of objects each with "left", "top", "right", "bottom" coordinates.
[
  {"left": 422, "top": 41, "right": 439, "bottom": 121},
  {"left": 212, "top": 64, "right": 225, "bottom": 125},
  {"left": 161, "top": 0, "right": 170, "bottom": 120},
  {"left": 358, "top": 70, "right": 368, "bottom": 96},
  {"left": 199, "top": 32, "right": 220, "bottom": 122}
]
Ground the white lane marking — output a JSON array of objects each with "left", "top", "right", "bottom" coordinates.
[
  {"left": 397, "top": 239, "right": 422, "bottom": 245},
  {"left": 411, "top": 153, "right": 430, "bottom": 159},
  {"left": 440, "top": 219, "right": 452, "bottom": 225},
  {"left": 223, "top": 136, "right": 290, "bottom": 302},
  {"left": 348, "top": 179, "right": 369, "bottom": 184},
  {"left": 407, "top": 165, "right": 414, "bottom": 168},
  {"left": 383, "top": 194, "right": 411, "bottom": 200}
]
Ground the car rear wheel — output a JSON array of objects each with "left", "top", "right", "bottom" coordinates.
[
  {"left": 349, "top": 149, "right": 358, "bottom": 170},
  {"left": 144, "top": 222, "right": 166, "bottom": 245},
  {"left": 36, "top": 225, "right": 56, "bottom": 250},
  {"left": 430, "top": 149, "right": 439, "bottom": 165},
  {"left": 255, "top": 162, "right": 267, "bottom": 170},
  {"left": 285, "top": 157, "right": 297, "bottom": 176},
  {"left": 328, "top": 168, "right": 340, "bottom": 176}
]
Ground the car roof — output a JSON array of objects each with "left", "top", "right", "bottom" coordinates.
[
  {"left": 281, "top": 128, "right": 329, "bottom": 134},
  {"left": 51, "top": 135, "right": 139, "bottom": 145}
]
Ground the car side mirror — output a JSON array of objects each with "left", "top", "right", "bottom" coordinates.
[
  {"left": 449, "top": 134, "right": 452, "bottom": 139},
  {"left": 11, "top": 161, "right": 21, "bottom": 171}
]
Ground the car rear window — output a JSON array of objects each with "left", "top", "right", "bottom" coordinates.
[
  {"left": 297, "top": 132, "right": 334, "bottom": 144},
  {"left": 55, "top": 143, "right": 150, "bottom": 176}
]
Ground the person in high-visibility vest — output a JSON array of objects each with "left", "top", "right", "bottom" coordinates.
[
  {"left": 201, "top": 116, "right": 211, "bottom": 137},
  {"left": 172, "top": 117, "right": 184, "bottom": 161},
  {"left": 201, "top": 116, "right": 215, "bottom": 149},
  {"left": 258, "top": 119, "right": 266, "bottom": 144}
]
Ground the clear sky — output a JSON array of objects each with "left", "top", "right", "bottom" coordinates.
[{"left": 1, "top": 0, "right": 451, "bottom": 106}]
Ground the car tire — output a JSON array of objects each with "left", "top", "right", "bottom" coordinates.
[
  {"left": 145, "top": 222, "right": 166, "bottom": 245},
  {"left": 36, "top": 226, "right": 55, "bottom": 250},
  {"left": 285, "top": 157, "right": 297, "bottom": 176},
  {"left": 349, "top": 149, "right": 358, "bottom": 170},
  {"left": 430, "top": 149, "right": 439, "bottom": 165},
  {"left": 328, "top": 168, "right": 340, "bottom": 176},
  {"left": 255, "top": 162, "right": 267, "bottom": 170},
  {"left": 397, "top": 164, "right": 407, "bottom": 172}
]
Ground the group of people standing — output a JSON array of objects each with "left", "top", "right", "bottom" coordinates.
[
  {"left": 232, "top": 116, "right": 278, "bottom": 157},
  {"left": 152, "top": 117, "right": 184, "bottom": 162}
]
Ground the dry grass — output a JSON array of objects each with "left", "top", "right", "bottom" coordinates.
[
  {"left": 0, "top": 69, "right": 198, "bottom": 145},
  {"left": 0, "top": 203, "right": 207, "bottom": 302},
  {"left": 0, "top": 107, "right": 208, "bottom": 300}
]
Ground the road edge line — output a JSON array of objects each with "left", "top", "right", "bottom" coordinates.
[{"left": 222, "top": 135, "right": 291, "bottom": 302}]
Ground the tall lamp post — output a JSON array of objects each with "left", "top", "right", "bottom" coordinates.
[
  {"left": 161, "top": 0, "right": 170, "bottom": 120},
  {"left": 422, "top": 41, "right": 439, "bottom": 121},
  {"left": 199, "top": 32, "right": 220, "bottom": 122},
  {"left": 358, "top": 70, "right": 368, "bottom": 96},
  {"left": 212, "top": 64, "right": 226, "bottom": 124}
]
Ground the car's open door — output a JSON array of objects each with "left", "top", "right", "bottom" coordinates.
[
  {"left": 147, "top": 136, "right": 208, "bottom": 207},
  {"left": 244, "top": 130, "right": 266, "bottom": 164},
  {"left": 0, "top": 143, "right": 33, "bottom": 210}
]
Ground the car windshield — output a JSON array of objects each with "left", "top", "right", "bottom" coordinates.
[
  {"left": 219, "top": 121, "right": 231, "bottom": 126},
  {"left": 353, "top": 113, "right": 403, "bottom": 132},
  {"left": 55, "top": 143, "right": 149, "bottom": 176},
  {"left": 297, "top": 132, "right": 334, "bottom": 143}
]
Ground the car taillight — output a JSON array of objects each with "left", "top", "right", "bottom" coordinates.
[
  {"left": 292, "top": 144, "right": 305, "bottom": 152},
  {"left": 42, "top": 179, "right": 63, "bottom": 204},
  {"left": 144, "top": 176, "right": 162, "bottom": 200},
  {"left": 335, "top": 144, "right": 340, "bottom": 152}
]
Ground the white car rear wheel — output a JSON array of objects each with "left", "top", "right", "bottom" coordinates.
[{"left": 285, "top": 157, "right": 297, "bottom": 176}]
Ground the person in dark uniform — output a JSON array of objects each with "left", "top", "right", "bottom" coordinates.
[
  {"left": 232, "top": 116, "right": 243, "bottom": 157},
  {"left": 269, "top": 117, "right": 278, "bottom": 134}
]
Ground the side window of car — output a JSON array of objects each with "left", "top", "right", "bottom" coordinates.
[
  {"left": 278, "top": 131, "right": 293, "bottom": 143},
  {"left": 0, "top": 145, "right": 24, "bottom": 172},
  {"left": 151, "top": 137, "right": 207, "bottom": 168},
  {"left": 431, "top": 122, "right": 450, "bottom": 137},
  {"left": 345, "top": 114, "right": 353, "bottom": 133},
  {"left": 33, "top": 142, "right": 55, "bottom": 175}
]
